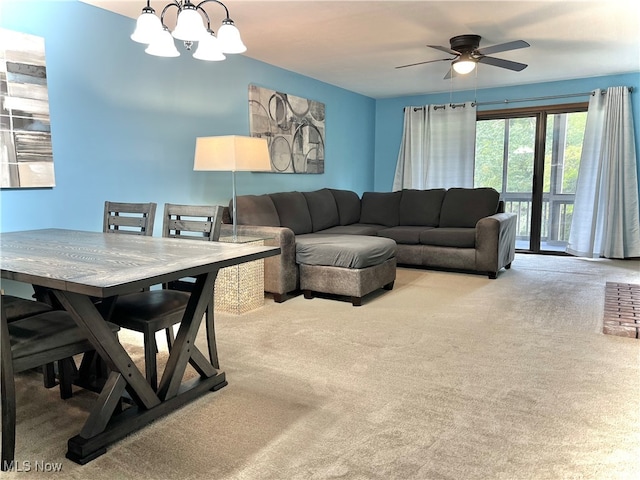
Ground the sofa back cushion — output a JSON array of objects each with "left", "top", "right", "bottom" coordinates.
[
  {"left": 233, "top": 194, "right": 280, "bottom": 227},
  {"left": 302, "top": 189, "right": 340, "bottom": 232},
  {"left": 329, "top": 189, "right": 361, "bottom": 225},
  {"left": 399, "top": 189, "right": 446, "bottom": 226},
  {"left": 439, "top": 188, "right": 500, "bottom": 228},
  {"left": 269, "top": 191, "right": 313, "bottom": 234},
  {"left": 360, "top": 191, "right": 402, "bottom": 227}
]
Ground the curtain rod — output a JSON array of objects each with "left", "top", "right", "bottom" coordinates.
[{"left": 405, "top": 87, "right": 634, "bottom": 111}]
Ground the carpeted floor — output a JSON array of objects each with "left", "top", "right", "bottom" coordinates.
[{"left": 2, "top": 253, "right": 640, "bottom": 479}]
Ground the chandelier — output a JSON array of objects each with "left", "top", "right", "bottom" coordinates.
[{"left": 130, "top": 0, "right": 246, "bottom": 61}]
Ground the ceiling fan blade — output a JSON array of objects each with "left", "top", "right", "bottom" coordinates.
[
  {"left": 478, "top": 56, "right": 528, "bottom": 71},
  {"left": 476, "top": 40, "right": 530, "bottom": 56},
  {"left": 395, "top": 58, "right": 454, "bottom": 69},
  {"left": 427, "top": 44, "right": 460, "bottom": 56}
]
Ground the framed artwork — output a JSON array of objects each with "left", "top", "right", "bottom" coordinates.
[
  {"left": 249, "top": 84, "right": 325, "bottom": 174},
  {"left": 1, "top": 28, "right": 55, "bottom": 188}
]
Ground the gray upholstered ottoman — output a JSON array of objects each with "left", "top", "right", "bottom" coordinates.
[{"left": 295, "top": 234, "right": 397, "bottom": 306}]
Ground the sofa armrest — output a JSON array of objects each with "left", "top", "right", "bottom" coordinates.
[
  {"left": 220, "top": 224, "right": 298, "bottom": 298},
  {"left": 475, "top": 212, "right": 517, "bottom": 276}
]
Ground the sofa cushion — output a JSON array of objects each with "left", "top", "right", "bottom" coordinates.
[
  {"left": 233, "top": 194, "right": 280, "bottom": 227},
  {"left": 295, "top": 234, "right": 396, "bottom": 269},
  {"left": 399, "top": 189, "right": 446, "bottom": 226},
  {"left": 439, "top": 188, "right": 500, "bottom": 228},
  {"left": 269, "top": 191, "right": 313, "bottom": 234},
  {"left": 360, "top": 191, "right": 402, "bottom": 227},
  {"left": 317, "top": 224, "right": 386, "bottom": 236},
  {"left": 378, "top": 226, "right": 435, "bottom": 245},
  {"left": 419, "top": 228, "right": 476, "bottom": 248},
  {"left": 302, "top": 189, "right": 340, "bottom": 232},
  {"left": 329, "top": 189, "right": 361, "bottom": 225}
]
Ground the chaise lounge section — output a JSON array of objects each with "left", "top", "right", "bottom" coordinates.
[
  {"left": 221, "top": 187, "right": 517, "bottom": 303},
  {"left": 297, "top": 234, "right": 397, "bottom": 306}
]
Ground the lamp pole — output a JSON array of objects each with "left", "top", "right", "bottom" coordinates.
[{"left": 231, "top": 169, "right": 238, "bottom": 240}]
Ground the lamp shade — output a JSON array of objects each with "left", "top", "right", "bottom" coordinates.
[{"left": 194, "top": 136, "right": 271, "bottom": 172}]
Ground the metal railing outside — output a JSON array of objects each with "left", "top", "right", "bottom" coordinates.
[{"left": 502, "top": 192, "right": 575, "bottom": 250}]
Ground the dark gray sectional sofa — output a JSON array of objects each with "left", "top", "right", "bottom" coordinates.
[{"left": 220, "top": 187, "right": 517, "bottom": 302}]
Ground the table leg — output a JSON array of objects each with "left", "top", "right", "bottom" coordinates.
[
  {"left": 54, "top": 291, "right": 159, "bottom": 409},
  {"left": 53, "top": 270, "right": 227, "bottom": 464},
  {"left": 157, "top": 271, "right": 218, "bottom": 400}
]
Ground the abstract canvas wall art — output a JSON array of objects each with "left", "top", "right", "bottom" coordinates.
[
  {"left": 249, "top": 84, "right": 325, "bottom": 174},
  {"left": 1, "top": 28, "right": 55, "bottom": 188}
]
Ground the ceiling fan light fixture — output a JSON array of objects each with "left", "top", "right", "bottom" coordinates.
[
  {"left": 452, "top": 57, "right": 476, "bottom": 75},
  {"left": 397, "top": 34, "right": 529, "bottom": 79}
]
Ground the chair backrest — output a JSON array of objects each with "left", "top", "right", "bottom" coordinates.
[
  {"left": 162, "top": 203, "right": 224, "bottom": 242},
  {"left": 161, "top": 204, "right": 224, "bottom": 292},
  {"left": 103, "top": 201, "right": 157, "bottom": 236},
  {"left": 1, "top": 294, "right": 52, "bottom": 322}
]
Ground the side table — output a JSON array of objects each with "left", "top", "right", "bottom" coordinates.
[{"left": 214, "top": 235, "right": 267, "bottom": 314}]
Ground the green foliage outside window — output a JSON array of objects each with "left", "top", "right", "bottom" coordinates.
[
  {"left": 474, "top": 112, "right": 586, "bottom": 195},
  {"left": 474, "top": 119, "right": 504, "bottom": 190}
]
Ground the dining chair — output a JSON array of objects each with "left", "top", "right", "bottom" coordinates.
[
  {"left": 1, "top": 306, "right": 120, "bottom": 471},
  {"left": 103, "top": 201, "right": 157, "bottom": 236},
  {"left": 1, "top": 293, "right": 68, "bottom": 391},
  {"left": 1, "top": 294, "right": 53, "bottom": 322},
  {"left": 109, "top": 203, "right": 224, "bottom": 390}
]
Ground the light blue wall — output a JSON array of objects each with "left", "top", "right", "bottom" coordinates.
[
  {"left": 0, "top": 0, "right": 376, "bottom": 233},
  {"left": 374, "top": 73, "right": 640, "bottom": 192}
]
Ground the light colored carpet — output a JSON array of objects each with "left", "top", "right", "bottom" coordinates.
[{"left": 3, "top": 254, "right": 640, "bottom": 479}]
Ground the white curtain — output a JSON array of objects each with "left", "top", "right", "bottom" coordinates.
[
  {"left": 566, "top": 86, "right": 640, "bottom": 259},
  {"left": 393, "top": 102, "right": 476, "bottom": 190}
]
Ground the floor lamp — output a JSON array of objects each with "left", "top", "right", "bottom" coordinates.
[{"left": 194, "top": 135, "right": 271, "bottom": 239}]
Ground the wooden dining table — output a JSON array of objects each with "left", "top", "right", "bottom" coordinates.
[{"left": 0, "top": 228, "right": 280, "bottom": 464}]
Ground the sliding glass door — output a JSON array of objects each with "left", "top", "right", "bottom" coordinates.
[{"left": 474, "top": 105, "right": 587, "bottom": 253}]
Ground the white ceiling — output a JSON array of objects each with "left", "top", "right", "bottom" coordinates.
[{"left": 80, "top": 0, "right": 640, "bottom": 99}]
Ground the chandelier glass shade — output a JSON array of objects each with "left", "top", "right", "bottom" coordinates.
[
  {"left": 131, "top": 0, "right": 246, "bottom": 61},
  {"left": 193, "top": 32, "right": 226, "bottom": 61},
  {"left": 145, "top": 27, "right": 180, "bottom": 57}
]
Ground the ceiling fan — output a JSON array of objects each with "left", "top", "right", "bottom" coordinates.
[{"left": 396, "top": 34, "right": 530, "bottom": 79}]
